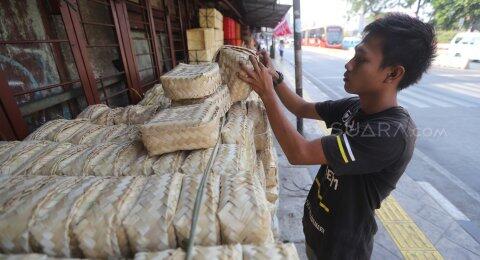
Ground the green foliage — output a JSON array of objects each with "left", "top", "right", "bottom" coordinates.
[
  {"left": 347, "top": 0, "right": 422, "bottom": 16},
  {"left": 431, "top": 0, "right": 480, "bottom": 30},
  {"left": 436, "top": 30, "right": 458, "bottom": 43}
]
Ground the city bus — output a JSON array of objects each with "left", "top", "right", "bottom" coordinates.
[{"left": 301, "top": 25, "right": 344, "bottom": 49}]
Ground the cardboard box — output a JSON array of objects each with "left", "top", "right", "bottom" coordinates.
[
  {"left": 189, "top": 48, "right": 216, "bottom": 62},
  {"left": 187, "top": 28, "right": 215, "bottom": 50},
  {"left": 199, "top": 8, "right": 223, "bottom": 29}
]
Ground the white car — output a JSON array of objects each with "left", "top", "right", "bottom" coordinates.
[{"left": 448, "top": 32, "right": 480, "bottom": 61}]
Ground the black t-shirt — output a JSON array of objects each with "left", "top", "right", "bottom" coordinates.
[{"left": 303, "top": 97, "right": 416, "bottom": 259}]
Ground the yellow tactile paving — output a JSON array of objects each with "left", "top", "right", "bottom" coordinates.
[{"left": 377, "top": 196, "right": 444, "bottom": 260}]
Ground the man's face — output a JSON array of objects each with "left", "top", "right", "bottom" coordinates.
[{"left": 343, "top": 36, "right": 389, "bottom": 95}]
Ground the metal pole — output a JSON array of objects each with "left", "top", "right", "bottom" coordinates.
[{"left": 293, "top": 0, "right": 303, "bottom": 135}]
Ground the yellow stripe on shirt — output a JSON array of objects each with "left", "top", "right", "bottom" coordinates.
[{"left": 336, "top": 135, "right": 349, "bottom": 163}]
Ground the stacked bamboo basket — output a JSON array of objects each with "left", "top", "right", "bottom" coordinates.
[
  {"left": 187, "top": 8, "right": 224, "bottom": 64},
  {"left": 0, "top": 46, "right": 296, "bottom": 259}
]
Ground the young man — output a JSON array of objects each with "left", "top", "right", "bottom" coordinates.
[{"left": 238, "top": 13, "right": 436, "bottom": 259}]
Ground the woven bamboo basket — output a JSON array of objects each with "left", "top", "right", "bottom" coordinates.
[
  {"left": 161, "top": 63, "right": 221, "bottom": 101},
  {"left": 43, "top": 144, "right": 92, "bottom": 176},
  {"left": 138, "top": 84, "right": 171, "bottom": 108},
  {"left": 254, "top": 157, "right": 267, "bottom": 192},
  {"left": 216, "top": 145, "right": 273, "bottom": 244},
  {"left": 114, "top": 105, "right": 160, "bottom": 125},
  {"left": 0, "top": 141, "right": 19, "bottom": 157},
  {"left": 94, "top": 107, "right": 123, "bottom": 125},
  {"left": 171, "top": 84, "right": 231, "bottom": 117},
  {"left": 123, "top": 173, "right": 183, "bottom": 253},
  {"left": 28, "top": 176, "right": 100, "bottom": 257},
  {"left": 133, "top": 243, "right": 299, "bottom": 260},
  {"left": 0, "top": 140, "right": 58, "bottom": 176},
  {"left": 0, "top": 176, "right": 70, "bottom": 253},
  {"left": 25, "top": 119, "right": 140, "bottom": 145},
  {"left": 242, "top": 243, "right": 300, "bottom": 260},
  {"left": 76, "top": 104, "right": 111, "bottom": 121},
  {"left": 134, "top": 244, "right": 242, "bottom": 260},
  {"left": 221, "top": 103, "right": 256, "bottom": 173},
  {"left": 0, "top": 253, "right": 58, "bottom": 259},
  {"left": 71, "top": 123, "right": 140, "bottom": 145},
  {"left": 112, "top": 141, "right": 152, "bottom": 176},
  {"left": 20, "top": 142, "right": 80, "bottom": 176},
  {"left": 39, "top": 142, "right": 152, "bottom": 177},
  {"left": 140, "top": 101, "right": 222, "bottom": 156},
  {"left": 246, "top": 91, "right": 261, "bottom": 102},
  {"left": 174, "top": 148, "right": 221, "bottom": 247},
  {"left": 24, "top": 119, "right": 69, "bottom": 141},
  {"left": 74, "top": 176, "right": 146, "bottom": 258},
  {"left": 215, "top": 46, "right": 259, "bottom": 102},
  {"left": 246, "top": 100, "right": 272, "bottom": 151},
  {"left": 67, "top": 123, "right": 108, "bottom": 144},
  {"left": 100, "top": 124, "right": 140, "bottom": 143},
  {"left": 152, "top": 151, "right": 188, "bottom": 175},
  {"left": 82, "top": 105, "right": 159, "bottom": 126},
  {"left": 259, "top": 147, "right": 278, "bottom": 189},
  {"left": 50, "top": 120, "right": 91, "bottom": 142},
  {"left": 0, "top": 175, "right": 51, "bottom": 211},
  {"left": 81, "top": 142, "right": 137, "bottom": 176}
]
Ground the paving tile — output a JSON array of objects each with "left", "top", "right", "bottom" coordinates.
[
  {"left": 395, "top": 174, "right": 427, "bottom": 201},
  {"left": 279, "top": 167, "right": 312, "bottom": 197},
  {"left": 393, "top": 190, "right": 454, "bottom": 230},
  {"left": 373, "top": 216, "right": 403, "bottom": 258},
  {"left": 371, "top": 242, "right": 402, "bottom": 260},
  {"left": 438, "top": 221, "right": 480, "bottom": 256},
  {"left": 458, "top": 220, "right": 480, "bottom": 246},
  {"left": 436, "top": 237, "right": 480, "bottom": 260},
  {"left": 278, "top": 196, "right": 306, "bottom": 243},
  {"left": 410, "top": 213, "right": 447, "bottom": 245},
  {"left": 294, "top": 242, "right": 308, "bottom": 260}
]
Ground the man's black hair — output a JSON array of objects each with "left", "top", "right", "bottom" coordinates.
[{"left": 363, "top": 13, "right": 437, "bottom": 90}]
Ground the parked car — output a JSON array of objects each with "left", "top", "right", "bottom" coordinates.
[
  {"left": 342, "top": 36, "right": 361, "bottom": 50},
  {"left": 448, "top": 32, "right": 480, "bottom": 61}
]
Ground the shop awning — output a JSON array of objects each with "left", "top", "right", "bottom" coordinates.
[{"left": 240, "top": 0, "right": 291, "bottom": 28}]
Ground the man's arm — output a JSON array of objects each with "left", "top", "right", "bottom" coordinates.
[
  {"left": 275, "top": 81, "right": 321, "bottom": 120},
  {"left": 238, "top": 55, "right": 328, "bottom": 165},
  {"left": 262, "top": 91, "right": 328, "bottom": 165}
]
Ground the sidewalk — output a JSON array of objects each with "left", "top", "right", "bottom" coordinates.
[{"left": 272, "top": 58, "right": 480, "bottom": 259}]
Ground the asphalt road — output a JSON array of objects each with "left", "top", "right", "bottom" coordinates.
[{"left": 281, "top": 47, "right": 480, "bottom": 229}]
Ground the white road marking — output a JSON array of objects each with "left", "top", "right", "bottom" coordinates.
[
  {"left": 301, "top": 69, "right": 344, "bottom": 99},
  {"left": 400, "top": 89, "right": 454, "bottom": 107},
  {"left": 409, "top": 86, "right": 478, "bottom": 107},
  {"left": 433, "top": 83, "right": 480, "bottom": 99},
  {"left": 414, "top": 148, "right": 480, "bottom": 204},
  {"left": 417, "top": 181, "right": 470, "bottom": 221},
  {"left": 397, "top": 95, "right": 430, "bottom": 108},
  {"left": 437, "top": 74, "right": 480, "bottom": 78},
  {"left": 449, "top": 83, "right": 480, "bottom": 94}
]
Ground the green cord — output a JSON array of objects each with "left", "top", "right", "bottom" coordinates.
[{"left": 185, "top": 117, "right": 225, "bottom": 260}]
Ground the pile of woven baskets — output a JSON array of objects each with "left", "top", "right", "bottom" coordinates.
[{"left": 0, "top": 46, "right": 295, "bottom": 259}]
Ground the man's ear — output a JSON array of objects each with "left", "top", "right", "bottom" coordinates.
[{"left": 384, "top": 65, "right": 405, "bottom": 83}]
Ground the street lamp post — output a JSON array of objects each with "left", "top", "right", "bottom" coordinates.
[{"left": 293, "top": 0, "right": 303, "bottom": 135}]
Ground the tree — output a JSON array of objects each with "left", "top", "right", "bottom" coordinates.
[
  {"left": 431, "top": 0, "right": 480, "bottom": 31},
  {"left": 347, "top": 0, "right": 432, "bottom": 18}
]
